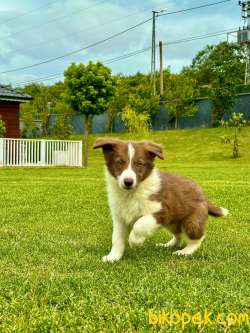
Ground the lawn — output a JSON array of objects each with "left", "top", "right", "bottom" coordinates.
[{"left": 0, "top": 128, "right": 250, "bottom": 332}]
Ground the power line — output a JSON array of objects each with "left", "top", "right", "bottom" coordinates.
[
  {"left": 0, "top": 18, "right": 152, "bottom": 75},
  {"left": 15, "top": 73, "right": 64, "bottom": 85},
  {"left": 164, "top": 28, "right": 236, "bottom": 45},
  {"left": 14, "top": 28, "right": 236, "bottom": 86},
  {"left": 0, "top": 0, "right": 233, "bottom": 76},
  {"left": 157, "top": 0, "right": 231, "bottom": 17},
  {"left": 14, "top": 48, "right": 153, "bottom": 86},
  {"left": 0, "top": 0, "right": 61, "bottom": 25},
  {"left": 0, "top": 0, "right": 106, "bottom": 42},
  {"left": 1, "top": 1, "right": 170, "bottom": 58}
]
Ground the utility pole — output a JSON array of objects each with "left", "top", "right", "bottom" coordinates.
[
  {"left": 151, "top": 11, "right": 157, "bottom": 95},
  {"left": 238, "top": 1, "right": 250, "bottom": 84},
  {"left": 151, "top": 7, "right": 168, "bottom": 95},
  {"left": 159, "top": 41, "right": 164, "bottom": 95}
]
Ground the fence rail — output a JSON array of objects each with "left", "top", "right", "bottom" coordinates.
[{"left": 0, "top": 138, "right": 82, "bottom": 167}]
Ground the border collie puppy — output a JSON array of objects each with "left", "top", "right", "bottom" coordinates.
[{"left": 94, "top": 138, "right": 228, "bottom": 263}]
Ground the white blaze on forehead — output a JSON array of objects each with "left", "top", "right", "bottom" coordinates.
[
  {"left": 118, "top": 143, "right": 137, "bottom": 188},
  {"left": 128, "top": 142, "right": 135, "bottom": 165}
]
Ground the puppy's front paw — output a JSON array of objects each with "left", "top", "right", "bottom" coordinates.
[
  {"left": 102, "top": 253, "right": 121, "bottom": 263},
  {"left": 128, "top": 232, "right": 145, "bottom": 248},
  {"left": 173, "top": 249, "right": 192, "bottom": 256}
]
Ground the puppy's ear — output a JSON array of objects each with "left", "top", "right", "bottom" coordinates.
[
  {"left": 144, "top": 141, "right": 164, "bottom": 160},
  {"left": 93, "top": 138, "right": 119, "bottom": 151}
]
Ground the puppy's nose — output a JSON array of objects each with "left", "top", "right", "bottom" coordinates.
[{"left": 124, "top": 178, "right": 134, "bottom": 188}]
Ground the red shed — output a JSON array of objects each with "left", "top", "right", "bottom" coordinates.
[{"left": 0, "top": 85, "right": 31, "bottom": 138}]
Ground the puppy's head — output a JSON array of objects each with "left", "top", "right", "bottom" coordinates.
[{"left": 93, "top": 138, "right": 164, "bottom": 190}]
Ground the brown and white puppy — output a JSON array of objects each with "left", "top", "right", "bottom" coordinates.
[{"left": 94, "top": 138, "right": 228, "bottom": 262}]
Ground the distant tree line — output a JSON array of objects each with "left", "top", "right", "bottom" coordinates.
[{"left": 19, "top": 41, "right": 246, "bottom": 140}]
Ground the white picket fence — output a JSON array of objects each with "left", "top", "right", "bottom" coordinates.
[{"left": 0, "top": 138, "right": 82, "bottom": 167}]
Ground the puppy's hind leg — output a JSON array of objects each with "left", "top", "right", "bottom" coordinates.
[
  {"left": 173, "top": 206, "right": 206, "bottom": 256},
  {"left": 174, "top": 236, "right": 205, "bottom": 256}
]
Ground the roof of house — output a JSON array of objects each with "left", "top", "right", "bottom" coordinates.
[{"left": 0, "top": 85, "right": 31, "bottom": 102}]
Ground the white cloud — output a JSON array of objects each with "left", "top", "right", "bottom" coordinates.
[{"left": 0, "top": 0, "right": 241, "bottom": 86}]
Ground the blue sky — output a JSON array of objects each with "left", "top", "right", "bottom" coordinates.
[{"left": 0, "top": 0, "right": 242, "bottom": 86}]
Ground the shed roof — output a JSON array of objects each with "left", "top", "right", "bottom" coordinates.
[{"left": 0, "top": 85, "right": 31, "bottom": 102}]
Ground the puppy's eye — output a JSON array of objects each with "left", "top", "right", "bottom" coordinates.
[
  {"left": 136, "top": 160, "right": 145, "bottom": 166},
  {"left": 116, "top": 159, "right": 125, "bottom": 165}
]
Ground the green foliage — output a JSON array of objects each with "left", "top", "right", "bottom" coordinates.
[
  {"left": 20, "top": 84, "right": 50, "bottom": 136},
  {"left": 210, "top": 81, "right": 236, "bottom": 126},
  {"left": 190, "top": 42, "right": 245, "bottom": 124},
  {"left": 221, "top": 112, "right": 246, "bottom": 158},
  {"left": 163, "top": 72, "right": 198, "bottom": 128},
  {"left": 20, "top": 82, "right": 67, "bottom": 137},
  {"left": 235, "top": 84, "right": 250, "bottom": 94},
  {"left": 64, "top": 61, "right": 116, "bottom": 166},
  {"left": 53, "top": 102, "right": 73, "bottom": 140},
  {"left": 121, "top": 105, "right": 150, "bottom": 136},
  {"left": 108, "top": 73, "right": 159, "bottom": 132},
  {"left": 64, "top": 61, "right": 116, "bottom": 119},
  {"left": 53, "top": 114, "right": 72, "bottom": 140},
  {"left": 191, "top": 42, "right": 245, "bottom": 86},
  {"left": 0, "top": 116, "right": 6, "bottom": 137},
  {"left": 21, "top": 106, "right": 40, "bottom": 138},
  {"left": 127, "top": 89, "right": 159, "bottom": 115}
]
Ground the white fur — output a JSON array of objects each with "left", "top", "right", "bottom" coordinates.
[
  {"left": 103, "top": 167, "right": 162, "bottom": 263},
  {"left": 173, "top": 236, "right": 205, "bottom": 256},
  {"left": 129, "top": 215, "right": 161, "bottom": 248},
  {"left": 102, "top": 220, "right": 127, "bottom": 263},
  {"left": 117, "top": 143, "right": 136, "bottom": 189},
  {"left": 220, "top": 207, "right": 229, "bottom": 216},
  {"left": 106, "top": 167, "right": 161, "bottom": 226}
]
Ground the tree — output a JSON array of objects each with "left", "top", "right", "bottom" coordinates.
[
  {"left": 190, "top": 42, "right": 245, "bottom": 125},
  {"left": 108, "top": 72, "right": 160, "bottom": 132},
  {"left": 20, "top": 84, "right": 51, "bottom": 136},
  {"left": 163, "top": 72, "right": 198, "bottom": 128},
  {"left": 21, "top": 107, "right": 40, "bottom": 138},
  {"left": 64, "top": 61, "right": 116, "bottom": 166},
  {"left": 106, "top": 75, "right": 128, "bottom": 132},
  {"left": 221, "top": 112, "right": 246, "bottom": 158},
  {"left": 20, "top": 81, "right": 68, "bottom": 137},
  {"left": 53, "top": 101, "right": 73, "bottom": 140}
]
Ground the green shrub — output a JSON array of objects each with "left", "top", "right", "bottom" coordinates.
[
  {"left": 121, "top": 106, "right": 150, "bottom": 136},
  {"left": 21, "top": 111, "right": 40, "bottom": 138},
  {"left": 0, "top": 116, "right": 6, "bottom": 137},
  {"left": 221, "top": 112, "right": 246, "bottom": 158},
  {"left": 53, "top": 113, "right": 73, "bottom": 140}
]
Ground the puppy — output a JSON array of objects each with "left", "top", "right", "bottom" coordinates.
[{"left": 94, "top": 138, "right": 228, "bottom": 262}]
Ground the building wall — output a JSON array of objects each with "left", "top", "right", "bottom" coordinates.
[
  {"left": 45, "top": 93, "right": 250, "bottom": 135},
  {"left": 0, "top": 101, "right": 20, "bottom": 138},
  {"left": 179, "top": 94, "right": 250, "bottom": 128}
]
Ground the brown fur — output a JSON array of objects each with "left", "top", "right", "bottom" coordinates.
[
  {"left": 93, "top": 138, "right": 164, "bottom": 182},
  {"left": 94, "top": 138, "right": 224, "bottom": 241},
  {"left": 152, "top": 172, "right": 208, "bottom": 239}
]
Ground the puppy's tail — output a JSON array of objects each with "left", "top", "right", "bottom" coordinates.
[{"left": 208, "top": 202, "right": 229, "bottom": 217}]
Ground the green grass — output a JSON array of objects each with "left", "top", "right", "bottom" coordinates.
[{"left": 0, "top": 128, "right": 250, "bottom": 332}]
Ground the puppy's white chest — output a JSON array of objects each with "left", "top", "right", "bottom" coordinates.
[
  {"left": 106, "top": 168, "right": 162, "bottom": 225},
  {"left": 106, "top": 169, "right": 162, "bottom": 224},
  {"left": 114, "top": 194, "right": 160, "bottom": 225}
]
